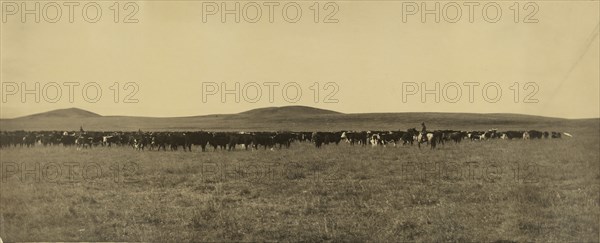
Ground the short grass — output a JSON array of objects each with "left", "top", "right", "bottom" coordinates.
[{"left": 0, "top": 126, "right": 598, "bottom": 241}]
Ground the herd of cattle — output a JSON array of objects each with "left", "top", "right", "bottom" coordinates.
[{"left": 0, "top": 128, "right": 570, "bottom": 151}]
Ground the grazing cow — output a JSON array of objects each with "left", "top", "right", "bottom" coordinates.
[
  {"left": 482, "top": 129, "right": 499, "bottom": 140},
  {"left": 401, "top": 128, "right": 419, "bottom": 145},
  {"left": 369, "top": 133, "right": 381, "bottom": 147},
  {"left": 527, "top": 130, "right": 544, "bottom": 139},
  {"left": 49, "top": 132, "right": 64, "bottom": 146},
  {"left": 228, "top": 132, "right": 254, "bottom": 151},
  {"left": 340, "top": 131, "right": 350, "bottom": 144},
  {"left": 209, "top": 132, "right": 229, "bottom": 150},
  {"left": 365, "top": 131, "right": 401, "bottom": 147},
  {"left": 0, "top": 132, "right": 8, "bottom": 148},
  {"left": 432, "top": 131, "right": 445, "bottom": 148},
  {"left": 103, "top": 134, "right": 122, "bottom": 147},
  {"left": 450, "top": 131, "right": 467, "bottom": 144},
  {"left": 166, "top": 132, "right": 190, "bottom": 151},
  {"left": 341, "top": 131, "right": 368, "bottom": 146},
  {"left": 468, "top": 131, "right": 485, "bottom": 140},
  {"left": 434, "top": 130, "right": 457, "bottom": 144},
  {"left": 22, "top": 133, "right": 37, "bottom": 147},
  {"left": 378, "top": 131, "right": 403, "bottom": 147},
  {"left": 150, "top": 133, "right": 168, "bottom": 151},
  {"left": 89, "top": 133, "right": 104, "bottom": 146},
  {"left": 296, "top": 132, "right": 312, "bottom": 142},
  {"left": 60, "top": 134, "right": 77, "bottom": 146},
  {"left": 1, "top": 132, "right": 14, "bottom": 148},
  {"left": 328, "top": 132, "right": 343, "bottom": 145},
  {"left": 501, "top": 131, "right": 524, "bottom": 140},
  {"left": 188, "top": 131, "right": 212, "bottom": 152},
  {"left": 130, "top": 132, "right": 150, "bottom": 151},
  {"left": 312, "top": 131, "right": 342, "bottom": 148},
  {"left": 133, "top": 136, "right": 149, "bottom": 151},
  {"left": 253, "top": 132, "right": 275, "bottom": 150},
  {"left": 273, "top": 132, "right": 295, "bottom": 149},
  {"left": 75, "top": 135, "right": 92, "bottom": 150},
  {"left": 38, "top": 133, "right": 57, "bottom": 146},
  {"left": 312, "top": 132, "right": 325, "bottom": 148}
]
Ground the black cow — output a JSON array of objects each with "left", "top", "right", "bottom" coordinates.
[
  {"left": 209, "top": 132, "right": 229, "bottom": 150},
  {"left": 75, "top": 135, "right": 93, "bottom": 150},
  {"left": 273, "top": 132, "right": 295, "bottom": 149},
  {"left": 252, "top": 132, "right": 275, "bottom": 150},
  {"left": 297, "top": 132, "right": 313, "bottom": 142},
  {"left": 188, "top": 131, "right": 212, "bottom": 151},
  {"left": 449, "top": 131, "right": 467, "bottom": 144},
  {"left": 150, "top": 133, "right": 168, "bottom": 151},
  {"left": 527, "top": 130, "right": 544, "bottom": 139},
  {"left": 551, "top": 131, "right": 562, "bottom": 138},
  {"left": 228, "top": 133, "right": 253, "bottom": 151},
  {"left": 167, "top": 132, "right": 191, "bottom": 151},
  {"left": 501, "top": 131, "right": 524, "bottom": 140},
  {"left": 22, "top": 133, "right": 37, "bottom": 147},
  {"left": 543, "top": 131, "right": 550, "bottom": 139},
  {"left": 312, "top": 131, "right": 342, "bottom": 148},
  {"left": 401, "top": 128, "right": 419, "bottom": 145}
]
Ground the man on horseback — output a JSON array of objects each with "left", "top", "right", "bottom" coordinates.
[
  {"left": 76, "top": 126, "right": 90, "bottom": 150},
  {"left": 420, "top": 122, "right": 427, "bottom": 142}
]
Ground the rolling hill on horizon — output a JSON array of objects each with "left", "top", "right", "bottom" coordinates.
[
  {"left": 1, "top": 106, "right": 598, "bottom": 132},
  {"left": 14, "top": 107, "right": 102, "bottom": 119},
  {"left": 238, "top": 106, "right": 341, "bottom": 117}
]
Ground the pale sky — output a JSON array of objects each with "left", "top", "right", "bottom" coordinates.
[{"left": 1, "top": 1, "right": 599, "bottom": 119}]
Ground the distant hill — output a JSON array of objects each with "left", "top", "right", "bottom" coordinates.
[
  {"left": 16, "top": 108, "right": 101, "bottom": 119},
  {"left": 239, "top": 106, "right": 341, "bottom": 117}
]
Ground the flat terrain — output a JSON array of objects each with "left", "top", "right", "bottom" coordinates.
[{"left": 0, "top": 122, "right": 598, "bottom": 241}]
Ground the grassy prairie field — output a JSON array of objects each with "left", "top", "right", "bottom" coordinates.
[{"left": 0, "top": 124, "right": 599, "bottom": 241}]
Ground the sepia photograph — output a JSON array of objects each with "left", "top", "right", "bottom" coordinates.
[{"left": 0, "top": 1, "right": 599, "bottom": 242}]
